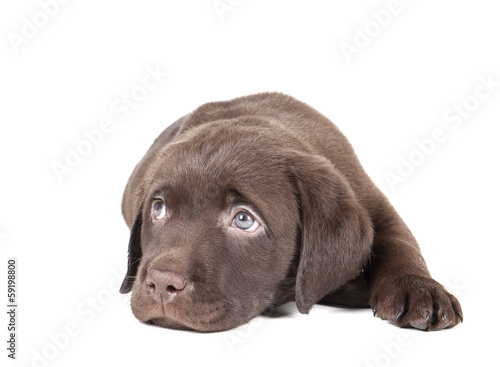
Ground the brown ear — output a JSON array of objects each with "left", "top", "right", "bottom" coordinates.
[
  {"left": 290, "top": 153, "right": 374, "bottom": 314},
  {"left": 119, "top": 204, "right": 143, "bottom": 294}
]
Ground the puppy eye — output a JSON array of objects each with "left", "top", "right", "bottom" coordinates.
[
  {"left": 232, "top": 211, "right": 260, "bottom": 232},
  {"left": 152, "top": 200, "right": 167, "bottom": 220}
]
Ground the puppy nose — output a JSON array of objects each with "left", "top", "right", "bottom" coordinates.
[{"left": 146, "top": 268, "right": 187, "bottom": 302}]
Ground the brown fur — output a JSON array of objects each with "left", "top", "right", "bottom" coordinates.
[{"left": 119, "top": 92, "right": 463, "bottom": 332}]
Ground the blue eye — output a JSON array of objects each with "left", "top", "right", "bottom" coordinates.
[
  {"left": 233, "top": 211, "right": 260, "bottom": 232},
  {"left": 153, "top": 200, "right": 166, "bottom": 220}
]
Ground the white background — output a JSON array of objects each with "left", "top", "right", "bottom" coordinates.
[{"left": 1, "top": 1, "right": 499, "bottom": 366}]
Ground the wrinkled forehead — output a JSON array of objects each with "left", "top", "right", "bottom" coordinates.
[
  {"left": 153, "top": 143, "right": 278, "bottom": 201},
  {"left": 146, "top": 128, "right": 297, "bottom": 224}
]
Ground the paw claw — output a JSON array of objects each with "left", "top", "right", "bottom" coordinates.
[{"left": 370, "top": 275, "right": 463, "bottom": 331}]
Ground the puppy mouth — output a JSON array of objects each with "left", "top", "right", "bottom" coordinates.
[{"left": 145, "top": 301, "right": 236, "bottom": 332}]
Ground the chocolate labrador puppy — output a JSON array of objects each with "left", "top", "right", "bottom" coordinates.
[{"left": 119, "top": 92, "right": 463, "bottom": 332}]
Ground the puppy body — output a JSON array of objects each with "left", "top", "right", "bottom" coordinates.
[{"left": 120, "top": 93, "right": 462, "bottom": 331}]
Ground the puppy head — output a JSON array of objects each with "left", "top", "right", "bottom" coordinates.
[{"left": 120, "top": 122, "right": 373, "bottom": 331}]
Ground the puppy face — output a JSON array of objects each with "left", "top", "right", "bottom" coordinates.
[
  {"left": 120, "top": 122, "right": 373, "bottom": 332},
  {"left": 123, "top": 125, "right": 300, "bottom": 331}
]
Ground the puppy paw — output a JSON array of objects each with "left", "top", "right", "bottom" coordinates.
[{"left": 370, "top": 275, "right": 463, "bottom": 331}]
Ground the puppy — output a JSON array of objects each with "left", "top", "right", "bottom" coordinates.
[{"left": 119, "top": 92, "right": 463, "bottom": 332}]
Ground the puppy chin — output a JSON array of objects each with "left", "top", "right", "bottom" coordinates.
[
  {"left": 130, "top": 290, "right": 249, "bottom": 332},
  {"left": 142, "top": 309, "right": 249, "bottom": 332},
  {"left": 145, "top": 317, "right": 195, "bottom": 331},
  {"left": 145, "top": 317, "right": 235, "bottom": 333}
]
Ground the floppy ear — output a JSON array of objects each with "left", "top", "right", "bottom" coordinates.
[
  {"left": 119, "top": 204, "right": 144, "bottom": 294},
  {"left": 290, "top": 153, "right": 374, "bottom": 314}
]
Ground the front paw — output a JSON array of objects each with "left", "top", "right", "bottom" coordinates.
[{"left": 370, "top": 275, "right": 463, "bottom": 331}]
